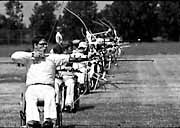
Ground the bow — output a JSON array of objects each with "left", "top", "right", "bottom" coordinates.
[
  {"left": 101, "top": 17, "right": 118, "bottom": 38},
  {"left": 64, "top": 7, "right": 88, "bottom": 31},
  {"left": 91, "top": 20, "right": 112, "bottom": 36},
  {"left": 64, "top": 7, "right": 96, "bottom": 43}
]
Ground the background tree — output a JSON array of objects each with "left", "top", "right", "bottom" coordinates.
[
  {"left": 133, "top": 1, "right": 159, "bottom": 42},
  {"left": 98, "top": 1, "right": 180, "bottom": 42},
  {"left": 0, "top": 14, "right": 8, "bottom": 44},
  {"left": 157, "top": 1, "right": 180, "bottom": 41},
  {"left": 99, "top": 1, "right": 139, "bottom": 41},
  {"left": 29, "top": 1, "right": 59, "bottom": 42},
  {"left": 0, "top": 14, "right": 7, "bottom": 29},
  {"left": 3, "top": 0, "right": 24, "bottom": 44},
  {"left": 5, "top": 0, "right": 24, "bottom": 29}
]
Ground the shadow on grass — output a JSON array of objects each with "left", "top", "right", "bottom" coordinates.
[
  {"left": 62, "top": 124, "right": 119, "bottom": 128},
  {"left": 62, "top": 125, "right": 76, "bottom": 128},
  {"left": 107, "top": 78, "right": 142, "bottom": 84},
  {"left": 0, "top": 74, "right": 25, "bottom": 83},
  {"left": 89, "top": 89, "right": 108, "bottom": 94},
  {"left": 77, "top": 105, "right": 95, "bottom": 112},
  {"left": 0, "top": 77, "right": 24, "bottom": 83}
]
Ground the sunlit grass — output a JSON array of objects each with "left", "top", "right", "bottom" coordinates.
[
  {"left": 125, "top": 42, "right": 180, "bottom": 55},
  {"left": 0, "top": 82, "right": 24, "bottom": 127}
]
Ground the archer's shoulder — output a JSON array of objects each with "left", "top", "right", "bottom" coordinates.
[
  {"left": 48, "top": 53, "right": 70, "bottom": 59},
  {"left": 11, "top": 51, "right": 32, "bottom": 56}
]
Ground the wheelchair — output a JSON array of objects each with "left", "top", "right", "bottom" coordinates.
[
  {"left": 19, "top": 89, "right": 62, "bottom": 128},
  {"left": 88, "top": 56, "right": 102, "bottom": 90},
  {"left": 19, "top": 67, "right": 80, "bottom": 128},
  {"left": 72, "top": 61, "right": 90, "bottom": 95},
  {"left": 55, "top": 65, "right": 81, "bottom": 113}
]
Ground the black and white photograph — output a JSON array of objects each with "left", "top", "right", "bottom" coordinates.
[{"left": 0, "top": 1, "right": 180, "bottom": 128}]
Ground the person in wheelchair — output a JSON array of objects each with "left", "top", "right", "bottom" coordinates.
[
  {"left": 56, "top": 63, "right": 78, "bottom": 112},
  {"left": 11, "top": 36, "right": 76, "bottom": 128},
  {"left": 54, "top": 43, "right": 80, "bottom": 113},
  {"left": 50, "top": 32, "right": 80, "bottom": 112},
  {"left": 71, "top": 41, "right": 89, "bottom": 94},
  {"left": 87, "top": 44, "right": 102, "bottom": 90},
  {"left": 88, "top": 44, "right": 98, "bottom": 58}
]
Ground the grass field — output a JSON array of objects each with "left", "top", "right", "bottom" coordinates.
[
  {"left": 122, "top": 42, "right": 180, "bottom": 55},
  {"left": 1, "top": 42, "right": 180, "bottom": 127}
]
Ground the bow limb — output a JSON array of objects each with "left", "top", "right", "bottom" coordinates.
[
  {"left": 97, "top": 18, "right": 111, "bottom": 29},
  {"left": 101, "top": 17, "right": 118, "bottom": 38},
  {"left": 92, "top": 29, "right": 111, "bottom": 36},
  {"left": 64, "top": 7, "right": 96, "bottom": 43},
  {"left": 102, "top": 17, "right": 115, "bottom": 29},
  {"left": 81, "top": 27, "right": 86, "bottom": 38},
  {"left": 64, "top": 7, "right": 88, "bottom": 31},
  {"left": 92, "top": 20, "right": 105, "bottom": 28}
]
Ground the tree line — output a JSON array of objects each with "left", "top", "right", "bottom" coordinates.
[{"left": 0, "top": 1, "right": 180, "bottom": 44}]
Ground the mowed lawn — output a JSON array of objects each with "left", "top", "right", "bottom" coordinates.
[{"left": 1, "top": 42, "right": 180, "bottom": 127}]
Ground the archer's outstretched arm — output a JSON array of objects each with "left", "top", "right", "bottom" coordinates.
[{"left": 11, "top": 51, "right": 32, "bottom": 65}]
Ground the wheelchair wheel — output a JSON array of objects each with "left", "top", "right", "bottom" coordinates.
[
  {"left": 90, "top": 76, "right": 96, "bottom": 90},
  {"left": 72, "top": 82, "right": 80, "bottom": 113},
  {"left": 20, "top": 92, "right": 26, "bottom": 127},
  {"left": 79, "top": 74, "right": 89, "bottom": 95},
  {"left": 91, "top": 74, "right": 100, "bottom": 90}
]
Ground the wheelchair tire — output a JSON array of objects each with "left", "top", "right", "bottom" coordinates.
[
  {"left": 73, "top": 82, "right": 80, "bottom": 113},
  {"left": 84, "top": 72, "right": 90, "bottom": 94},
  {"left": 20, "top": 92, "right": 26, "bottom": 126}
]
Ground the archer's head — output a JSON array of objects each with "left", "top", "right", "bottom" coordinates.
[{"left": 32, "top": 35, "right": 48, "bottom": 54}]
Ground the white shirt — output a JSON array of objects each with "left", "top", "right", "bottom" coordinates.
[{"left": 11, "top": 51, "right": 70, "bottom": 86}]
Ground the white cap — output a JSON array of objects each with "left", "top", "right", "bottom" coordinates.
[
  {"left": 78, "top": 41, "right": 88, "bottom": 48},
  {"left": 72, "top": 39, "right": 80, "bottom": 44},
  {"left": 55, "top": 32, "right": 63, "bottom": 44}
]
